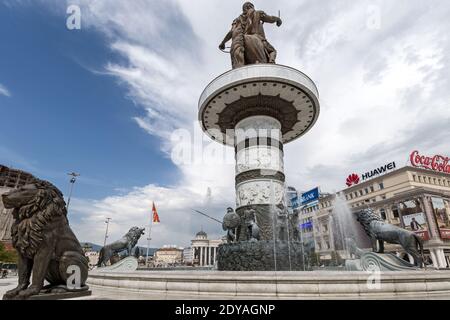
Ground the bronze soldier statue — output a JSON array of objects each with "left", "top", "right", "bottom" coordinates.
[{"left": 219, "top": 2, "right": 282, "bottom": 69}]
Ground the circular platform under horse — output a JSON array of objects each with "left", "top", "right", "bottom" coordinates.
[{"left": 198, "top": 64, "right": 320, "bottom": 146}]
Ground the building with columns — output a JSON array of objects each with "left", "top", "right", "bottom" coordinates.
[
  {"left": 190, "top": 231, "right": 223, "bottom": 267},
  {"left": 306, "top": 165, "right": 450, "bottom": 268}
]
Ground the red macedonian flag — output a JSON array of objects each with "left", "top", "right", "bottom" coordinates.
[{"left": 152, "top": 202, "right": 160, "bottom": 224}]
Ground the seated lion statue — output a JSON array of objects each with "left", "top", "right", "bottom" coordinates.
[
  {"left": 97, "top": 226, "right": 145, "bottom": 267},
  {"left": 356, "top": 209, "right": 424, "bottom": 267},
  {"left": 2, "top": 180, "right": 89, "bottom": 300}
]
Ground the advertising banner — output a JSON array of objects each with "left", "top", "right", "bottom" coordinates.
[
  {"left": 431, "top": 197, "right": 450, "bottom": 240},
  {"left": 290, "top": 195, "right": 299, "bottom": 209},
  {"left": 399, "top": 200, "right": 430, "bottom": 240},
  {"left": 301, "top": 187, "right": 319, "bottom": 206}
]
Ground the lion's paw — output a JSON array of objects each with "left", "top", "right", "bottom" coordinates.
[
  {"left": 2, "top": 287, "right": 23, "bottom": 300},
  {"left": 15, "top": 287, "right": 41, "bottom": 300}
]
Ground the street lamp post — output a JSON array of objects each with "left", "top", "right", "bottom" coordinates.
[
  {"left": 66, "top": 172, "right": 80, "bottom": 213},
  {"left": 104, "top": 218, "right": 112, "bottom": 247}
]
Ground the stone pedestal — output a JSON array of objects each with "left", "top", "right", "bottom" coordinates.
[
  {"left": 198, "top": 64, "right": 320, "bottom": 270},
  {"left": 217, "top": 241, "right": 306, "bottom": 271}
]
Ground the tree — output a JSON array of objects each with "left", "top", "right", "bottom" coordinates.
[{"left": 0, "top": 243, "right": 18, "bottom": 263}]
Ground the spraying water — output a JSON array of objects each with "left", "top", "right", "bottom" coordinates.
[
  {"left": 331, "top": 192, "right": 365, "bottom": 258},
  {"left": 270, "top": 180, "right": 278, "bottom": 272}
]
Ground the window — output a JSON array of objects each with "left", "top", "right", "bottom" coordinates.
[
  {"left": 379, "top": 183, "right": 384, "bottom": 190},
  {"left": 381, "top": 195, "right": 386, "bottom": 200},
  {"left": 418, "top": 176, "right": 422, "bottom": 183},
  {"left": 359, "top": 190, "right": 363, "bottom": 196},
  {"left": 365, "top": 188, "right": 369, "bottom": 194},
  {"left": 412, "top": 175, "right": 416, "bottom": 182},
  {"left": 392, "top": 206, "right": 399, "bottom": 218},
  {"left": 354, "top": 192, "right": 358, "bottom": 198},
  {"left": 370, "top": 186, "right": 374, "bottom": 192},
  {"left": 380, "top": 209, "right": 387, "bottom": 220}
]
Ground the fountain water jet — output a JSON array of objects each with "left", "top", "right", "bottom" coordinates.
[{"left": 331, "top": 192, "right": 368, "bottom": 260}]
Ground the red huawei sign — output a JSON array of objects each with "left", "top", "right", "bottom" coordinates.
[
  {"left": 346, "top": 173, "right": 360, "bottom": 187},
  {"left": 410, "top": 150, "right": 450, "bottom": 174}
]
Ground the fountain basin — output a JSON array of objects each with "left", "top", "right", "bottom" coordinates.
[{"left": 87, "top": 270, "right": 450, "bottom": 299}]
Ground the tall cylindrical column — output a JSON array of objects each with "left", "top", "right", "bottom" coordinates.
[{"left": 234, "top": 115, "right": 286, "bottom": 241}]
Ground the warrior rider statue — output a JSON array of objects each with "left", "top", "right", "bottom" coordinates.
[{"left": 219, "top": 2, "right": 282, "bottom": 69}]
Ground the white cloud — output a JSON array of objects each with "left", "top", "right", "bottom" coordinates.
[
  {"left": 0, "top": 84, "right": 11, "bottom": 97},
  {"left": 40, "top": 0, "right": 450, "bottom": 246}
]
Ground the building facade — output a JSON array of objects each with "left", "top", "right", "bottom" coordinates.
[
  {"left": 154, "top": 246, "right": 183, "bottom": 266},
  {"left": 0, "top": 166, "right": 36, "bottom": 248},
  {"left": 308, "top": 166, "right": 450, "bottom": 268},
  {"left": 182, "top": 247, "right": 193, "bottom": 265},
  {"left": 190, "top": 231, "right": 223, "bottom": 267}
]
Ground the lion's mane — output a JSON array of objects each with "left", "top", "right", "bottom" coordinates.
[
  {"left": 356, "top": 209, "right": 383, "bottom": 239},
  {"left": 123, "top": 227, "right": 142, "bottom": 249},
  {"left": 11, "top": 180, "right": 67, "bottom": 258}
]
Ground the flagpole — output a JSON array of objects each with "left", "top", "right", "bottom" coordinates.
[{"left": 145, "top": 204, "right": 154, "bottom": 268}]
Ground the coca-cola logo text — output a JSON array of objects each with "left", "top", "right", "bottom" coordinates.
[{"left": 410, "top": 151, "right": 450, "bottom": 174}]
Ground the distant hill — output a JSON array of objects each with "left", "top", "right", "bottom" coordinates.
[
  {"left": 80, "top": 242, "right": 157, "bottom": 256},
  {"left": 80, "top": 242, "right": 103, "bottom": 252}
]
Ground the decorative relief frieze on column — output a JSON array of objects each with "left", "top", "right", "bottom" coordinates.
[
  {"left": 236, "top": 180, "right": 285, "bottom": 207},
  {"left": 236, "top": 146, "right": 284, "bottom": 174}
]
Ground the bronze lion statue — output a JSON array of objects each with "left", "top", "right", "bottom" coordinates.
[
  {"left": 97, "top": 226, "right": 145, "bottom": 267},
  {"left": 2, "top": 180, "right": 89, "bottom": 300},
  {"left": 356, "top": 209, "right": 424, "bottom": 267}
]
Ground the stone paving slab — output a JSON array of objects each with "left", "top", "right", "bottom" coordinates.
[{"left": 76, "top": 284, "right": 450, "bottom": 300}]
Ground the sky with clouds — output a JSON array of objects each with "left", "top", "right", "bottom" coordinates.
[{"left": 0, "top": 0, "right": 449, "bottom": 248}]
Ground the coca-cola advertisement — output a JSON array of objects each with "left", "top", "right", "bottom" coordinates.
[
  {"left": 431, "top": 197, "right": 450, "bottom": 240},
  {"left": 399, "top": 200, "right": 430, "bottom": 240},
  {"left": 410, "top": 150, "right": 450, "bottom": 174}
]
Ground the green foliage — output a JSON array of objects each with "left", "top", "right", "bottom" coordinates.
[{"left": 0, "top": 242, "right": 18, "bottom": 263}]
